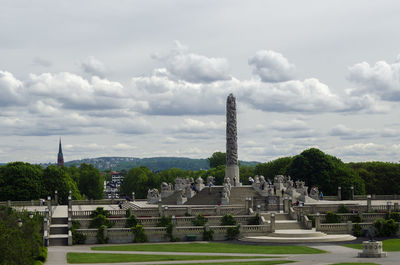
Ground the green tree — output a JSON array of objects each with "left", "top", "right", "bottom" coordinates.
[
  {"left": 208, "top": 152, "right": 226, "bottom": 168},
  {"left": 255, "top": 157, "right": 292, "bottom": 179},
  {"left": 0, "top": 162, "right": 43, "bottom": 201},
  {"left": 120, "top": 166, "right": 154, "bottom": 199},
  {"left": 78, "top": 164, "right": 103, "bottom": 199},
  {"left": 287, "top": 148, "right": 365, "bottom": 197}
]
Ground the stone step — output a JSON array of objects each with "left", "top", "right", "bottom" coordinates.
[
  {"left": 50, "top": 224, "right": 69, "bottom": 234},
  {"left": 49, "top": 234, "right": 69, "bottom": 246},
  {"left": 275, "top": 220, "right": 303, "bottom": 230},
  {"left": 269, "top": 229, "right": 327, "bottom": 238},
  {"left": 51, "top": 217, "right": 68, "bottom": 225},
  {"left": 240, "top": 234, "right": 356, "bottom": 243}
]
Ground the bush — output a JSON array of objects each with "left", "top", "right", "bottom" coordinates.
[
  {"left": 203, "top": 228, "right": 214, "bottom": 241},
  {"left": 373, "top": 218, "right": 399, "bottom": 237},
  {"left": 337, "top": 205, "right": 350, "bottom": 213},
  {"left": 125, "top": 209, "right": 132, "bottom": 218},
  {"left": 90, "top": 207, "right": 110, "bottom": 218},
  {"left": 96, "top": 225, "right": 108, "bottom": 244},
  {"left": 247, "top": 214, "right": 261, "bottom": 225},
  {"left": 89, "top": 214, "right": 112, "bottom": 229},
  {"left": 125, "top": 214, "right": 139, "bottom": 228},
  {"left": 325, "top": 212, "right": 341, "bottom": 223},
  {"left": 35, "top": 246, "right": 47, "bottom": 262},
  {"left": 350, "top": 214, "right": 362, "bottom": 223},
  {"left": 157, "top": 216, "right": 172, "bottom": 227},
  {"left": 131, "top": 224, "right": 148, "bottom": 243},
  {"left": 33, "top": 261, "right": 44, "bottom": 265},
  {"left": 353, "top": 223, "right": 362, "bottom": 237},
  {"left": 192, "top": 214, "right": 208, "bottom": 226},
  {"left": 226, "top": 224, "right": 240, "bottom": 240},
  {"left": 221, "top": 214, "right": 237, "bottom": 226},
  {"left": 71, "top": 220, "right": 86, "bottom": 245},
  {"left": 307, "top": 215, "right": 315, "bottom": 227},
  {"left": 387, "top": 212, "right": 400, "bottom": 222}
]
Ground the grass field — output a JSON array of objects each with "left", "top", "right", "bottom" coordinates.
[
  {"left": 91, "top": 242, "right": 326, "bottom": 254},
  {"left": 343, "top": 238, "right": 400, "bottom": 252},
  {"left": 67, "top": 253, "right": 277, "bottom": 263},
  {"left": 151, "top": 262, "right": 295, "bottom": 265}
]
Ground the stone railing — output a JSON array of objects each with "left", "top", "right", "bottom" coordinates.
[
  {"left": 0, "top": 200, "right": 49, "bottom": 207},
  {"left": 72, "top": 199, "right": 120, "bottom": 205},
  {"left": 72, "top": 209, "right": 126, "bottom": 218},
  {"left": 308, "top": 212, "right": 387, "bottom": 223},
  {"left": 74, "top": 224, "right": 270, "bottom": 244},
  {"left": 296, "top": 204, "right": 394, "bottom": 215}
]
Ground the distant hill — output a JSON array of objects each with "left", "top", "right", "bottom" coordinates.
[{"left": 62, "top": 156, "right": 259, "bottom": 172}]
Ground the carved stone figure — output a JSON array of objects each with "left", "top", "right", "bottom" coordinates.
[
  {"left": 309, "top": 186, "right": 319, "bottom": 200},
  {"left": 225, "top": 93, "right": 240, "bottom": 186},
  {"left": 207, "top": 176, "right": 215, "bottom": 185},
  {"left": 147, "top": 188, "right": 160, "bottom": 204}
]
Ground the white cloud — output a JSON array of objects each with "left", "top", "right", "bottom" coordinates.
[
  {"left": 329, "top": 124, "right": 399, "bottom": 140},
  {"left": 80, "top": 56, "right": 106, "bottom": 78},
  {"left": 347, "top": 55, "right": 400, "bottom": 101},
  {"left": 152, "top": 41, "right": 231, "bottom": 83},
  {"left": 248, "top": 50, "right": 296, "bottom": 82},
  {"left": 0, "top": 71, "right": 25, "bottom": 106},
  {"left": 174, "top": 118, "right": 224, "bottom": 133}
]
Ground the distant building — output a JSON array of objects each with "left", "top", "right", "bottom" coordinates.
[
  {"left": 104, "top": 171, "right": 125, "bottom": 199},
  {"left": 57, "top": 138, "right": 64, "bottom": 167}
]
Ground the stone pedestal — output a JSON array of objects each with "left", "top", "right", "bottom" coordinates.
[
  {"left": 225, "top": 165, "right": 239, "bottom": 187},
  {"left": 358, "top": 241, "right": 387, "bottom": 258}
]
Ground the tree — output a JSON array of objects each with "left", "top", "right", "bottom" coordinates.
[
  {"left": 120, "top": 166, "right": 155, "bottom": 199},
  {"left": 208, "top": 152, "right": 226, "bottom": 168},
  {"left": 255, "top": 157, "right": 292, "bottom": 179},
  {"left": 287, "top": 148, "right": 365, "bottom": 197},
  {"left": 42, "top": 165, "right": 81, "bottom": 204},
  {"left": 78, "top": 164, "right": 103, "bottom": 199},
  {"left": 0, "top": 162, "right": 43, "bottom": 201}
]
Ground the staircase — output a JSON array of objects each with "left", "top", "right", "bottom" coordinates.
[
  {"left": 49, "top": 206, "right": 69, "bottom": 246},
  {"left": 184, "top": 186, "right": 224, "bottom": 205},
  {"left": 228, "top": 186, "right": 261, "bottom": 205}
]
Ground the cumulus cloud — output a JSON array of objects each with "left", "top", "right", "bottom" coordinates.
[
  {"left": 248, "top": 50, "right": 296, "bottom": 82},
  {"left": 0, "top": 71, "right": 25, "bottom": 106},
  {"left": 32, "top": 57, "right": 52, "bottom": 67},
  {"left": 80, "top": 56, "right": 106, "bottom": 77},
  {"left": 152, "top": 41, "right": 231, "bottom": 83},
  {"left": 174, "top": 118, "right": 224, "bottom": 133},
  {"left": 329, "top": 124, "right": 399, "bottom": 140},
  {"left": 347, "top": 55, "right": 400, "bottom": 101}
]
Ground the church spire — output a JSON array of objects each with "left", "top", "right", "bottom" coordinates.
[{"left": 57, "top": 138, "right": 64, "bottom": 167}]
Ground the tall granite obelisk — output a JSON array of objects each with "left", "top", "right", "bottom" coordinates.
[{"left": 225, "top": 93, "right": 240, "bottom": 186}]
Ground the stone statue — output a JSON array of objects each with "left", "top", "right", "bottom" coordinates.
[
  {"left": 161, "top": 182, "right": 171, "bottom": 191},
  {"left": 147, "top": 188, "right": 160, "bottom": 203},
  {"left": 309, "top": 186, "right": 319, "bottom": 200},
  {"left": 225, "top": 93, "right": 240, "bottom": 186},
  {"left": 207, "top": 176, "right": 214, "bottom": 185},
  {"left": 196, "top": 177, "right": 204, "bottom": 184}
]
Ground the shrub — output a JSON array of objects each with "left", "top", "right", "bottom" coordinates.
[
  {"left": 192, "top": 214, "right": 208, "bottom": 226},
  {"left": 307, "top": 215, "right": 315, "bottom": 227},
  {"left": 125, "top": 209, "right": 132, "bottom": 218},
  {"left": 202, "top": 228, "right": 214, "bottom": 241},
  {"left": 226, "top": 224, "right": 240, "bottom": 240},
  {"left": 131, "top": 224, "right": 148, "bottom": 243},
  {"left": 89, "top": 214, "right": 112, "bottom": 229},
  {"left": 353, "top": 223, "right": 362, "bottom": 237},
  {"left": 387, "top": 212, "right": 400, "bottom": 222},
  {"left": 325, "top": 212, "right": 341, "bottom": 223},
  {"left": 373, "top": 218, "right": 399, "bottom": 237},
  {"left": 35, "top": 246, "right": 47, "bottom": 262},
  {"left": 221, "top": 214, "right": 237, "bottom": 226},
  {"left": 350, "top": 214, "right": 362, "bottom": 223},
  {"left": 337, "top": 205, "right": 350, "bottom": 213},
  {"left": 157, "top": 216, "right": 172, "bottom": 227},
  {"left": 247, "top": 213, "right": 261, "bottom": 225},
  {"left": 71, "top": 220, "right": 86, "bottom": 245},
  {"left": 184, "top": 212, "right": 191, "bottom": 216},
  {"left": 33, "top": 261, "right": 44, "bottom": 265},
  {"left": 90, "top": 207, "right": 110, "bottom": 218},
  {"left": 96, "top": 225, "right": 108, "bottom": 244},
  {"left": 125, "top": 214, "right": 139, "bottom": 228}
]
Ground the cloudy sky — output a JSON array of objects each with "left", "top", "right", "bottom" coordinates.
[{"left": 1, "top": 0, "right": 400, "bottom": 164}]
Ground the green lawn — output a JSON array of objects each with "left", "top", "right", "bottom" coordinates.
[
  {"left": 92, "top": 242, "right": 326, "bottom": 254},
  {"left": 343, "top": 238, "right": 400, "bottom": 252},
  {"left": 67, "top": 253, "right": 275, "bottom": 264}
]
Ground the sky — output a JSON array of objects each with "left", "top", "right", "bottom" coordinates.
[{"left": 1, "top": 0, "right": 400, "bottom": 164}]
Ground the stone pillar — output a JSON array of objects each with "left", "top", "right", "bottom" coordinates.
[
  {"left": 187, "top": 207, "right": 192, "bottom": 216},
  {"left": 215, "top": 205, "right": 221, "bottom": 215},
  {"left": 367, "top": 195, "right": 372, "bottom": 212},
  {"left": 350, "top": 186, "right": 354, "bottom": 200},
  {"left": 315, "top": 213, "right": 321, "bottom": 231},
  {"left": 347, "top": 221, "right": 353, "bottom": 234},
  {"left": 394, "top": 202, "right": 399, "bottom": 212},
  {"left": 43, "top": 217, "right": 48, "bottom": 233},
  {"left": 158, "top": 199, "right": 162, "bottom": 216},
  {"left": 103, "top": 227, "right": 108, "bottom": 240},
  {"left": 256, "top": 204, "right": 261, "bottom": 215},
  {"left": 337, "top": 187, "right": 342, "bottom": 201},
  {"left": 68, "top": 195, "right": 72, "bottom": 209},
  {"left": 68, "top": 207, "right": 72, "bottom": 219},
  {"left": 68, "top": 217, "right": 72, "bottom": 229},
  {"left": 68, "top": 230, "right": 72, "bottom": 246},
  {"left": 163, "top": 205, "right": 168, "bottom": 216},
  {"left": 47, "top": 196, "right": 52, "bottom": 217},
  {"left": 31, "top": 200, "right": 34, "bottom": 206},
  {"left": 131, "top": 192, "right": 135, "bottom": 201},
  {"left": 387, "top": 202, "right": 393, "bottom": 214},
  {"left": 225, "top": 94, "right": 240, "bottom": 186},
  {"left": 54, "top": 190, "right": 58, "bottom": 206},
  {"left": 45, "top": 208, "right": 49, "bottom": 221},
  {"left": 270, "top": 213, "right": 275, "bottom": 233},
  {"left": 6, "top": 200, "right": 11, "bottom": 208}
]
